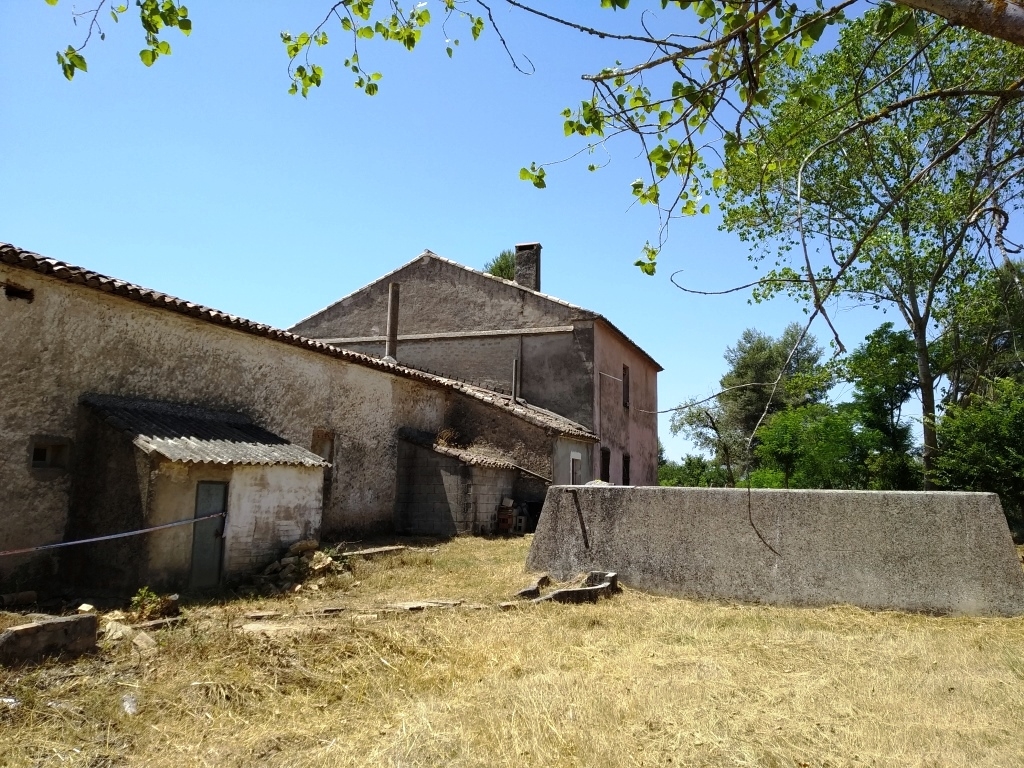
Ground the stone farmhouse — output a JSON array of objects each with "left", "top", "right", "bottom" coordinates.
[
  {"left": 0, "top": 243, "right": 599, "bottom": 594},
  {"left": 291, "top": 243, "right": 662, "bottom": 488}
]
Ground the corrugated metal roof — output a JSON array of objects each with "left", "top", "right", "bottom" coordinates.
[
  {"left": 1, "top": 243, "right": 597, "bottom": 442},
  {"left": 81, "top": 393, "right": 329, "bottom": 467}
]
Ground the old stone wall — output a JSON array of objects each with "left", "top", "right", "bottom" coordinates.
[
  {"left": 290, "top": 253, "right": 580, "bottom": 339},
  {"left": 552, "top": 438, "right": 595, "bottom": 486},
  {"left": 292, "top": 254, "right": 600, "bottom": 429},
  {"left": 136, "top": 461, "right": 323, "bottom": 590},
  {"left": 337, "top": 330, "right": 596, "bottom": 430},
  {"left": 142, "top": 461, "right": 232, "bottom": 591},
  {"left": 528, "top": 486, "right": 1024, "bottom": 616},
  {"left": 0, "top": 614, "right": 97, "bottom": 665},
  {"left": 0, "top": 263, "right": 450, "bottom": 589},
  {"left": 394, "top": 442, "right": 518, "bottom": 535}
]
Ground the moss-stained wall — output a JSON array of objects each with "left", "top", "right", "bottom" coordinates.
[{"left": 0, "top": 264, "right": 449, "bottom": 589}]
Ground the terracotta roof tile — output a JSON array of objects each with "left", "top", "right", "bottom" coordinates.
[{"left": 1, "top": 243, "right": 598, "bottom": 441}]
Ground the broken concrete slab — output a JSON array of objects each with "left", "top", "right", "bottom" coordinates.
[
  {"left": 515, "top": 573, "right": 552, "bottom": 600},
  {"left": 382, "top": 600, "right": 462, "bottom": 612},
  {"left": 584, "top": 571, "right": 620, "bottom": 591},
  {"left": 341, "top": 545, "right": 408, "bottom": 559},
  {"left": 244, "top": 611, "right": 283, "bottom": 621},
  {"left": 239, "top": 622, "right": 307, "bottom": 637},
  {"left": 132, "top": 632, "right": 158, "bottom": 654},
  {"left": 0, "top": 614, "right": 97, "bottom": 665},
  {"left": 533, "top": 579, "right": 617, "bottom": 605},
  {"left": 134, "top": 616, "right": 185, "bottom": 631},
  {"left": 302, "top": 606, "right": 347, "bottom": 616}
]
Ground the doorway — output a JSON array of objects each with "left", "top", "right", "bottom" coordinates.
[{"left": 190, "top": 481, "right": 227, "bottom": 589}]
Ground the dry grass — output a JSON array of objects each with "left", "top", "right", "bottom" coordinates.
[{"left": 2, "top": 536, "right": 1024, "bottom": 767}]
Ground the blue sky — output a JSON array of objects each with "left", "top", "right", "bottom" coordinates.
[{"left": 1, "top": 1, "right": 888, "bottom": 460}]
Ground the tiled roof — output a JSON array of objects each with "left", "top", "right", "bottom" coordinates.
[
  {"left": 0, "top": 243, "right": 597, "bottom": 441},
  {"left": 398, "top": 429, "right": 518, "bottom": 470},
  {"left": 81, "top": 393, "right": 330, "bottom": 467}
]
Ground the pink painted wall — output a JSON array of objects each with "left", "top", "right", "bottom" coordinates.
[{"left": 591, "top": 320, "right": 659, "bottom": 485}]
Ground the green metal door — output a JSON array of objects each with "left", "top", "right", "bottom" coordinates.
[{"left": 190, "top": 482, "right": 227, "bottom": 589}]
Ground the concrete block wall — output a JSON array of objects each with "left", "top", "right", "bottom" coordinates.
[
  {"left": 395, "top": 442, "right": 518, "bottom": 535},
  {"left": 469, "top": 465, "right": 516, "bottom": 534},
  {"left": 528, "top": 486, "right": 1024, "bottom": 616},
  {"left": 396, "top": 441, "right": 469, "bottom": 536}
]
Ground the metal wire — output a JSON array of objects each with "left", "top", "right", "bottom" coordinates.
[{"left": 0, "top": 513, "right": 225, "bottom": 558}]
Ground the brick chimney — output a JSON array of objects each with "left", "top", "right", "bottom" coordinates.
[{"left": 514, "top": 242, "right": 541, "bottom": 292}]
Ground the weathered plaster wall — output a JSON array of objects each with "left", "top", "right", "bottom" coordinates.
[
  {"left": 143, "top": 462, "right": 233, "bottom": 590},
  {"left": 324, "top": 331, "right": 597, "bottom": 431},
  {"left": 592, "top": 321, "right": 659, "bottom": 485},
  {"left": 520, "top": 330, "right": 594, "bottom": 429},
  {"left": 223, "top": 465, "right": 323, "bottom": 577},
  {"left": 290, "top": 254, "right": 579, "bottom": 338},
  {"left": 528, "top": 487, "right": 1024, "bottom": 616},
  {"left": 552, "top": 438, "right": 595, "bottom": 486},
  {"left": 138, "top": 461, "right": 323, "bottom": 589},
  {"left": 395, "top": 440, "right": 517, "bottom": 535},
  {"left": 0, "top": 264, "right": 450, "bottom": 588}
]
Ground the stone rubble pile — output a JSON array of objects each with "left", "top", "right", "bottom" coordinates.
[{"left": 246, "top": 539, "right": 347, "bottom": 596}]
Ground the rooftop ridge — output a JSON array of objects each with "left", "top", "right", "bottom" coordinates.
[{"left": 1, "top": 243, "right": 597, "bottom": 441}]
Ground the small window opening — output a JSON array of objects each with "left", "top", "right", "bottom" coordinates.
[
  {"left": 30, "top": 440, "right": 69, "bottom": 469},
  {"left": 622, "top": 454, "right": 631, "bottom": 486},
  {"left": 622, "top": 365, "right": 630, "bottom": 408},
  {"left": 600, "top": 447, "right": 611, "bottom": 483},
  {"left": 570, "top": 451, "right": 582, "bottom": 485},
  {"left": 4, "top": 283, "right": 34, "bottom": 303}
]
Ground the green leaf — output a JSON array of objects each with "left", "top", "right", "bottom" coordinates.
[
  {"left": 139, "top": 49, "right": 156, "bottom": 66},
  {"left": 157, "top": 40, "right": 171, "bottom": 55},
  {"left": 45, "top": 0, "right": 59, "bottom": 5},
  {"left": 68, "top": 53, "right": 87, "bottom": 72},
  {"left": 893, "top": 12, "right": 917, "bottom": 38},
  {"left": 357, "top": 26, "right": 375, "bottom": 40}
]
